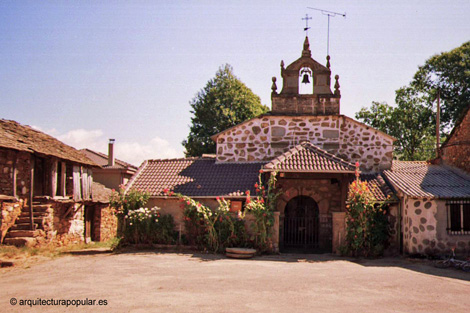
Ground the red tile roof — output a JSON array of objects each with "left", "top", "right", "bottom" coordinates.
[
  {"left": 360, "top": 174, "right": 396, "bottom": 202},
  {"left": 0, "top": 119, "right": 95, "bottom": 166},
  {"left": 263, "top": 142, "right": 356, "bottom": 173},
  {"left": 384, "top": 160, "right": 470, "bottom": 199},
  {"left": 126, "top": 156, "right": 263, "bottom": 197},
  {"left": 80, "top": 148, "right": 138, "bottom": 170}
]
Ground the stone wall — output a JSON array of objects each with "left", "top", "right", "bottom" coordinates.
[
  {"left": 93, "top": 204, "right": 117, "bottom": 242},
  {"left": 403, "top": 196, "right": 470, "bottom": 255},
  {"left": 272, "top": 94, "right": 340, "bottom": 115},
  {"left": 0, "top": 148, "right": 31, "bottom": 197},
  {"left": 441, "top": 108, "right": 470, "bottom": 173},
  {"left": 0, "top": 198, "right": 23, "bottom": 243},
  {"left": 215, "top": 115, "right": 394, "bottom": 173}
]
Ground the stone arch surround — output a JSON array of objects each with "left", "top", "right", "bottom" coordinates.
[{"left": 277, "top": 178, "right": 342, "bottom": 251}]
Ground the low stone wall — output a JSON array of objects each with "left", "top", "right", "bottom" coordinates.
[{"left": 0, "top": 198, "right": 23, "bottom": 243}]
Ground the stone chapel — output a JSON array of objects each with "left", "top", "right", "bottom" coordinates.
[{"left": 127, "top": 36, "right": 398, "bottom": 253}]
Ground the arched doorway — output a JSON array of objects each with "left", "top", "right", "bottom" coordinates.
[{"left": 282, "top": 196, "right": 319, "bottom": 252}]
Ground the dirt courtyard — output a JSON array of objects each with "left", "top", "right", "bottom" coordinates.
[{"left": 0, "top": 251, "right": 469, "bottom": 312}]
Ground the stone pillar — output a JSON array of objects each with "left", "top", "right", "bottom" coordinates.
[
  {"left": 332, "top": 212, "right": 346, "bottom": 255},
  {"left": 272, "top": 212, "right": 280, "bottom": 253}
]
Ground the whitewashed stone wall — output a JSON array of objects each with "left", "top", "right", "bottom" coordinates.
[
  {"left": 215, "top": 115, "right": 394, "bottom": 173},
  {"left": 403, "top": 196, "right": 470, "bottom": 255}
]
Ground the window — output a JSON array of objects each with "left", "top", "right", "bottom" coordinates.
[{"left": 447, "top": 200, "right": 470, "bottom": 235}]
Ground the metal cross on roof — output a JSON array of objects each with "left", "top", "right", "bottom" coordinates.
[{"left": 302, "top": 14, "right": 312, "bottom": 36}]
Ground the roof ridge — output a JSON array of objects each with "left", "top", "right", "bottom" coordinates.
[
  {"left": 81, "top": 148, "right": 137, "bottom": 169},
  {"left": 300, "top": 142, "right": 355, "bottom": 168}
]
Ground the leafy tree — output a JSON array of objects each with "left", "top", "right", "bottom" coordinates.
[
  {"left": 182, "top": 64, "right": 268, "bottom": 156},
  {"left": 356, "top": 42, "right": 470, "bottom": 160},
  {"left": 356, "top": 87, "right": 435, "bottom": 161},
  {"left": 411, "top": 41, "right": 470, "bottom": 129}
]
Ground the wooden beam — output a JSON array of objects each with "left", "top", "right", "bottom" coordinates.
[
  {"left": 29, "top": 155, "right": 35, "bottom": 230},
  {"left": 51, "top": 158, "right": 58, "bottom": 197},
  {"left": 72, "top": 165, "right": 82, "bottom": 201},
  {"left": 12, "top": 152, "right": 17, "bottom": 198},
  {"left": 60, "top": 162, "right": 66, "bottom": 197}
]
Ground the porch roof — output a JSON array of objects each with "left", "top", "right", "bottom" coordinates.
[
  {"left": 263, "top": 142, "right": 356, "bottom": 173},
  {"left": 383, "top": 161, "right": 470, "bottom": 199}
]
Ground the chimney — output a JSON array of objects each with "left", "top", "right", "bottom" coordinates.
[{"left": 108, "top": 139, "right": 115, "bottom": 166}]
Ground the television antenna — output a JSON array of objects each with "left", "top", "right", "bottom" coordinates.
[{"left": 307, "top": 7, "right": 346, "bottom": 56}]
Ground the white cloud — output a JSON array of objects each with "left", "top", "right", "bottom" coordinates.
[{"left": 50, "top": 128, "right": 182, "bottom": 167}]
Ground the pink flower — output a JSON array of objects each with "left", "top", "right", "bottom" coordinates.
[
  {"left": 259, "top": 169, "right": 263, "bottom": 173},
  {"left": 254, "top": 183, "right": 259, "bottom": 188},
  {"left": 186, "top": 201, "right": 191, "bottom": 205},
  {"left": 216, "top": 196, "right": 220, "bottom": 201},
  {"left": 197, "top": 203, "right": 201, "bottom": 208},
  {"left": 355, "top": 162, "right": 360, "bottom": 167},
  {"left": 163, "top": 188, "right": 169, "bottom": 194}
]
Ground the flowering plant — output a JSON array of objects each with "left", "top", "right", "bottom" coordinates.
[
  {"left": 243, "top": 170, "right": 281, "bottom": 252},
  {"left": 123, "top": 206, "right": 176, "bottom": 244},
  {"left": 110, "top": 185, "right": 150, "bottom": 216},
  {"left": 163, "top": 191, "right": 246, "bottom": 252},
  {"left": 343, "top": 163, "right": 390, "bottom": 257}
]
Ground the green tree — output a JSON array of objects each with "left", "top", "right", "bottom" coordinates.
[
  {"left": 182, "top": 64, "right": 268, "bottom": 156},
  {"left": 356, "top": 87, "right": 435, "bottom": 161},
  {"left": 411, "top": 41, "right": 470, "bottom": 129}
]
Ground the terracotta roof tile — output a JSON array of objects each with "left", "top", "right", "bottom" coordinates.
[
  {"left": 263, "top": 142, "right": 356, "bottom": 173},
  {"left": 127, "top": 157, "right": 263, "bottom": 197},
  {"left": 384, "top": 160, "right": 470, "bottom": 199},
  {"left": 0, "top": 119, "right": 95, "bottom": 166},
  {"left": 360, "top": 174, "right": 396, "bottom": 202}
]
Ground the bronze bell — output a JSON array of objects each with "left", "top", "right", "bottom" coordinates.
[{"left": 302, "top": 74, "right": 310, "bottom": 84}]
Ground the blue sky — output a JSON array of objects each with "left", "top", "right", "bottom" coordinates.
[{"left": 1, "top": 1, "right": 469, "bottom": 165}]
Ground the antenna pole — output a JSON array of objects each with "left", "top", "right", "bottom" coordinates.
[{"left": 307, "top": 7, "right": 346, "bottom": 56}]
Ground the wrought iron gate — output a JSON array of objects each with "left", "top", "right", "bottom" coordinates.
[{"left": 283, "top": 196, "right": 319, "bottom": 250}]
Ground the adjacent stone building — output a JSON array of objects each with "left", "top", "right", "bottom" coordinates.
[
  {"left": 0, "top": 119, "right": 116, "bottom": 246},
  {"left": 440, "top": 106, "right": 470, "bottom": 173}
]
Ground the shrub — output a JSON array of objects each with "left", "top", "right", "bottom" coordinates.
[
  {"left": 343, "top": 163, "right": 390, "bottom": 257},
  {"left": 243, "top": 170, "right": 281, "bottom": 252},
  {"left": 123, "top": 207, "right": 176, "bottom": 245},
  {"left": 110, "top": 186, "right": 150, "bottom": 217}
]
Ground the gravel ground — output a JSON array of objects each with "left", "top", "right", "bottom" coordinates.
[{"left": 0, "top": 251, "right": 469, "bottom": 313}]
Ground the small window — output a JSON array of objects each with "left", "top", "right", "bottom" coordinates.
[{"left": 447, "top": 200, "right": 470, "bottom": 235}]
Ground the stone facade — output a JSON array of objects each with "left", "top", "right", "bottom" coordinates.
[
  {"left": 0, "top": 198, "right": 23, "bottom": 243},
  {"left": 215, "top": 115, "right": 394, "bottom": 173},
  {"left": 402, "top": 196, "right": 470, "bottom": 255},
  {"left": 92, "top": 204, "right": 118, "bottom": 242},
  {"left": 441, "top": 107, "right": 470, "bottom": 173},
  {"left": 0, "top": 149, "right": 32, "bottom": 197}
]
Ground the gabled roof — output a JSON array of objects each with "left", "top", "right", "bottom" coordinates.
[
  {"left": 126, "top": 156, "right": 263, "bottom": 198},
  {"left": 0, "top": 119, "right": 95, "bottom": 166},
  {"left": 263, "top": 142, "right": 356, "bottom": 173},
  {"left": 383, "top": 160, "right": 470, "bottom": 199},
  {"left": 80, "top": 148, "right": 138, "bottom": 171},
  {"left": 210, "top": 114, "right": 396, "bottom": 142}
]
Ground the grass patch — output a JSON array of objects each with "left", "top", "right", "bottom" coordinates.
[{"left": 0, "top": 238, "right": 120, "bottom": 269}]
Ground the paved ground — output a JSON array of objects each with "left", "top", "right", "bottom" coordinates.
[{"left": 1, "top": 251, "right": 469, "bottom": 312}]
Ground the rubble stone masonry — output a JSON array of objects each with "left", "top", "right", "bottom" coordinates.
[
  {"left": 216, "top": 115, "right": 394, "bottom": 173},
  {"left": 441, "top": 108, "right": 470, "bottom": 173}
]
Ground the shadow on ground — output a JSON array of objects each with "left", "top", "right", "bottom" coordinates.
[{"left": 113, "top": 246, "right": 470, "bottom": 282}]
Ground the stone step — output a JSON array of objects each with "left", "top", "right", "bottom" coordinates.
[
  {"left": 17, "top": 217, "right": 45, "bottom": 224},
  {"left": 11, "top": 223, "right": 40, "bottom": 231},
  {"left": 19, "top": 211, "right": 48, "bottom": 218},
  {"left": 6, "top": 230, "right": 40, "bottom": 238},
  {"left": 21, "top": 205, "right": 51, "bottom": 213},
  {"left": 3, "top": 237, "right": 37, "bottom": 247}
]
